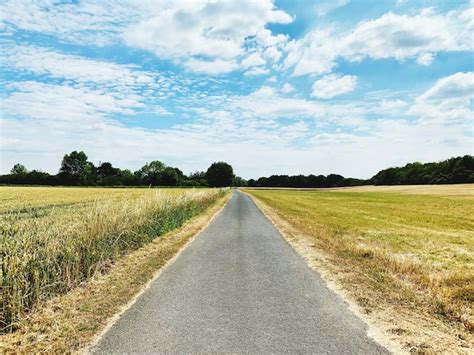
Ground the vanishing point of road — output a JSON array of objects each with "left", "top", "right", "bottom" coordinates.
[{"left": 93, "top": 191, "right": 387, "bottom": 354}]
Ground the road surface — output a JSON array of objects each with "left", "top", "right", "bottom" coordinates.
[{"left": 93, "top": 190, "right": 387, "bottom": 354}]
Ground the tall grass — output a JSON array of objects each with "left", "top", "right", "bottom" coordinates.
[{"left": 1, "top": 188, "right": 227, "bottom": 332}]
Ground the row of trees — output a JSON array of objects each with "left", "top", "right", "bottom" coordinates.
[
  {"left": 247, "top": 155, "right": 474, "bottom": 188},
  {"left": 3, "top": 153, "right": 473, "bottom": 188},
  {"left": 248, "top": 174, "right": 366, "bottom": 188},
  {"left": 370, "top": 155, "right": 474, "bottom": 185},
  {"left": 4, "top": 151, "right": 243, "bottom": 187}
]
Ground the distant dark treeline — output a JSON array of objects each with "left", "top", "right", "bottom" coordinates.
[
  {"left": 247, "top": 155, "right": 474, "bottom": 188},
  {"left": 247, "top": 174, "right": 366, "bottom": 188},
  {"left": 371, "top": 155, "right": 474, "bottom": 185},
  {"left": 2, "top": 153, "right": 473, "bottom": 188},
  {"left": 1, "top": 151, "right": 243, "bottom": 187}
]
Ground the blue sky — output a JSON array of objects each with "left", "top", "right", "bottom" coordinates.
[{"left": 1, "top": 0, "right": 473, "bottom": 178}]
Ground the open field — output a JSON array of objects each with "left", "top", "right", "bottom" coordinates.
[
  {"left": 245, "top": 185, "right": 473, "bottom": 351},
  {"left": 1, "top": 186, "right": 227, "bottom": 333},
  {"left": 249, "top": 183, "right": 474, "bottom": 196},
  {"left": 324, "top": 183, "right": 474, "bottom": 196}
]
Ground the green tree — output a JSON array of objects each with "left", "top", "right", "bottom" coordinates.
[
  {"left": 118, "top": 169, "right": 138, "bottom": 186},
  {"left": 11, "top": 163, "right": 27, "bottom": 175},
  {"left": 160, "top": 167, "right": 179, "bottom": 186},
  {"left": 135, "top": 160, "right": 166, "bottom": 185},
  {"left": 232, "top": 175, "right": 247, "bottom": 187},
  {"left": 59, "top": 151, "right": 95, "bottom": 185},
  {"left": 206, "top": 162, "right": 233, "bottom": 187},
  {"left": 97, "top": 162, "right": 117, "bottom": 177}
]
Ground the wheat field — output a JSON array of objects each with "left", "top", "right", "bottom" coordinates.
[{"left": 0, "top": 186, "right": 227, "bottom": 332}]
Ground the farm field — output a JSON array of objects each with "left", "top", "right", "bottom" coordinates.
[
  {"left": 0, "top": 186, "right": 227, "bottom": 333},
  {"left": 245, "top": 185, "right": 474, "bottom": 339}
]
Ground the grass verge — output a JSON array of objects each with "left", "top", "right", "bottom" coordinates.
[
  {"left": 0, "top": 190, "right": 231, "bottom": 353},
  {"left": 244, "top": 187, "right": 473, "bottom": 354}
]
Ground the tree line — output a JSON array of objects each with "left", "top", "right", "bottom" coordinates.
[
  {"left": 3, "top": 151, "right": 242, "bottom": 187},
  {"left": 370, "top": 155, "right": 474, "bottom": 185},
  {"left": 3, "top": 152, "right": 473, "bottom": 187},
  {"left": 247, "top": 155, "right": 474, "bottom": 188}
]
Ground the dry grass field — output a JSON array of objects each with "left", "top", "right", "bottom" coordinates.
[
  {"left": 246, "top": 185, "right": 473, "bottom": 350},
  {"left": 1, "top": 186, "right": 227, "bottom": 333}
]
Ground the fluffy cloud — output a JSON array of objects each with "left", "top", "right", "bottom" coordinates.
[
  {"left": 311, "top": 74, "right": 357, "bottom": 99},
  {"left": 314, "top": 0, "right": 349, "bottom": 16},
  {"left": 281, "top": 83, "right": 295, "bottom": 94},
  {"left": 418, "top": 72, "right": 474, "bottom": 102},
  {"left": 286, "top": 8, "right": 473, "bottom": 76},
  {"left": 184, "top": 58, "right": 239, "bottom": 75},
  {"left": 241, "top": 53, "right": 267, "bottom": 69},
  {"left": 244, "top": 67, "right": 270, "bottom": 77},
  {"left": 2, "top": 44, "right": 153, "bottom": 86},
  {"left": 122, "top": 1, "right": 292, "bottom": 74},
  {"left": 0, "top": 0, "right": 133, "bottom": 45},
  {"left": 3, "top": 81, "right": 144, "bottom": 121},
  {"left": 1, "top": 0, "right": 292, "bottom": 75},
  {"left": 411, "top": 72, "right": 474, "bottom": 123},
  {"left": 379, "top": 99, "right": 408, "bottom": 111},
  {"left": 416, "top": 52, "right": 434, "bottom": 66}
]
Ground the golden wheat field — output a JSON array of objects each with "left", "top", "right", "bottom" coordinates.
[
  {"left": 246, "top": 185, "right": 474, "bottom": 331},
  {"left": 0, "top": 186, "right": 227, "bottom": 332}
]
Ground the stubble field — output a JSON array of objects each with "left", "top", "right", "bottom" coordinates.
[{"left": 246, "top": 185, "right": 473, "bottom": 344}]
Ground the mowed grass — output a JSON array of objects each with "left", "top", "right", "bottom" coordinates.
[
  {"left": 1, "top": 186, "right": 227, "bottom": 332},
  {"left": 246, "top": 185, "right": 474, "bottom": 330}
]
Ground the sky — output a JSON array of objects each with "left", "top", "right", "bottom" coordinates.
[{"left": 0, "top": 0, "right": 473, "bottom": 179}]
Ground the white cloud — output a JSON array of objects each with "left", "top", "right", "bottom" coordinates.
[
  {"left": 232, "top": 86, "right": 325, "bottom": 118},
  {"left": 262, "top": 46, "right": 282, "bottom": 62},
  {"left": 184, "top": 58, "right": 239, "bottom": 75},
  {"left": 122, "top": 0, "right": 292, "bottom": 74},
  {"left": 244, "top": 67, "right": 270, "bottom": 77},
  {"left": 416, "top": 52, "right": 434, "bottom": 66},
  {"left": 411, "top": 72, "right": 474, "bottom": 123},
  {"left": 286, "top": 8, "right": 473, "bottom": 76},
  {"left": 256, "top": 29, "right": 288, "bottom": 47},
  {"left": 0, "top": 0, "right": 133, "bottom": 45},
  {"left": 311, "top": 74, "right": 357, "bottom": 99},
  {"left": 2, "top": 44, "right": 154, "bottom": 86},
  {"left": 314, "top": 0, "right": 349, "bottom": 17},
  {"left": 1, "top": 0, "right": 292, "bottom": 75},
  {"left": 379, "top": 99, "right": 408, "bottom": 111},
  {"left": 418, "top": 72, "right": 474, "bottom": 102},
  {"left": 241, "top": 53, "right": 266, "bottom": 68},
  {"left": 3, "top": 81, "right": 144, "bottom": 122},
  {"left": 281, "top": 83, "right": 295, "bottom": 94}
]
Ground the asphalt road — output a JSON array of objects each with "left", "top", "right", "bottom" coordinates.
[{"left": 93, "top": 190, "right": 387, "bottom": 354}]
